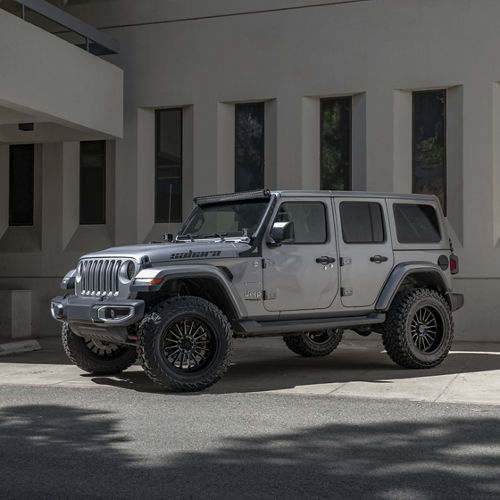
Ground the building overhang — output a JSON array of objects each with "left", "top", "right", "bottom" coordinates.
[{"left": 0, "top": 7, "right": 123, "bottom": 143}]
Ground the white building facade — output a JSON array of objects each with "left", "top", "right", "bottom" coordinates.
[{"left": 0, "top": 0, "right": 498, "bottom": 340}]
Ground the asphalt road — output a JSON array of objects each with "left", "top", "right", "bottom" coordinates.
[
  {"left": 2, "top": 337, "right": 500, "bottom": 499},
  {"left": 1, "top": 386, "right": 500, "bottom": 499}
]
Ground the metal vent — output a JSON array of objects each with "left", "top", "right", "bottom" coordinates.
[{"left": 79, "top": 258, "right": 122, "bottom": 296}]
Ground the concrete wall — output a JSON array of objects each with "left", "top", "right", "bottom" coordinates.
[
  {"left": 3, "top": 0, "right": 500, "bottom": 339},
  {"left": 0, "top": 7, "right": 123, "bottom": 140}
]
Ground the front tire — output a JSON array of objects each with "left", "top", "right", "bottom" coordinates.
[
  {"left": 62, "top": 323, "right": 137, "bottom": 374},
  {"left": 382, "top": 288, "right": 453, "bottom": 369},
  {"left": 138, "top": 296, "right": 232, "bottom": 392},
  {"left": 283, "top": 329, "right": 343, "bottom": 357}
]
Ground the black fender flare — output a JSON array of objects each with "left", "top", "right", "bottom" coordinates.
[
  {"left": 376, "top": 262, "right": 451, "bottom": 311},
  {"left": 131, "top": 264, "right": 247, "bottom": 318}
]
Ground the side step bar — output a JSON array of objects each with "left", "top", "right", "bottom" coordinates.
[{"left": 233, "top": 313, "right": 386, "bottom": 337}]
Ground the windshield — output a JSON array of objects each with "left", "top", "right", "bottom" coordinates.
[{"left": 178, "top": 199, "right": 270, "bottom": 239}]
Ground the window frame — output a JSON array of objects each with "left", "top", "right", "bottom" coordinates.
[
  {"left": 79, "top": 140, "right": 106, "bottom": 226},
  {"left": 234, "top": 101, "right": 265, "bottom": 192},
  {"left": 155, "top": 107, "right": 183, "bottom": 224},
  {"left": 9, "top": 143, "right": 35, "bottom": 227},
  {"left": 339, "top": 200, "right": 386, "bottom": 245},
  {"left": 272, "top": 200, "right": 329, "bottom": 245},
  {"left": 320, "top": 96, "right": 353, "bottom": 191},
  {"left": 412, "top": 89, "right": 447, "bottom": 215}
]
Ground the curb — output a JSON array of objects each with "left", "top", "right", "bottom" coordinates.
[{"left": 0, "top": 339, "right": 41, "bottom": 357}]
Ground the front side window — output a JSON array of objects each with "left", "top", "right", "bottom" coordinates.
[
  {"left": 9, "top": 144, "right": 34, "bottom": 226},
  {"left": 412, "top": 90, "right": 446, "bottom": 213},
  {"left": 156, "top": 108, "right": 183, "bottom": 223},
  {"left": 178, "top": 199, "right": 269, "bottom": 239},
  {"left": 393, "top": 203, "right": 441, "bottom": 243},
  {"left": 320, "top": 97, "right": 352, "bottom": 191},
  {"left": 80, "top": 140, "right": 106, "bottom": 225},
  {"left": 340, "top": 201, "right": 384, "bottom": 243},
  {"left": 274, "top": 202, "right": 327, "bottom": 244},
  {"left": 235, "top": 102, "right": 265, "bottom": 192}
]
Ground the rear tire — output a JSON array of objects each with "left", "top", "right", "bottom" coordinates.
[
  {"left": 382, "top": 288, "right": 453, "bottom": 369},
  {"left": 138, "top": 296, "right": 232, "bottom": 392},
  {"left": 283, "top": 329, "right": 343, "bottom": 357},
  {"left": 62, "top": 323, "right": 137, "bottom": 374}
]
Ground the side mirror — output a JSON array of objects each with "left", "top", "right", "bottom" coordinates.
[{"left": 269, "top": 221, "right": 295, "bottom": 246}]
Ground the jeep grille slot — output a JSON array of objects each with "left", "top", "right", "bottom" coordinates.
[{"left": 79, "top": 258, "right": 122, "bottom": 296}]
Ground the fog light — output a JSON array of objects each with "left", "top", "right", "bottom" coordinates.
[{"left": 51, "top": 302, "right": 64, "bottom": 320}]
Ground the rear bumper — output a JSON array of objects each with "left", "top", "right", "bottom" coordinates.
[
  {"left": 50, "top": 295, "right": 145, "bottom": 327},
  {"left": 447, "top": 292, "right": 464, "bottom": 312}
]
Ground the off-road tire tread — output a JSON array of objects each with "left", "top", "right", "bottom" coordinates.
[
  {"left": 61, "top": 323, "right": 137, "bottom": 374},
  {"left": 283, "top": 329, "right": 343, "bottom": 357},
  {"left": 138, "top": 296, "right": 232, "bottom": 392},
  {"left": 382, "top": 288, "right": 453, "bottom": 369}
]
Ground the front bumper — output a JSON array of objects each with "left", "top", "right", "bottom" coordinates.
[
  {"left": 50, "top": 295, "right": 145, "bottom": 326},
  {"left": 447, "top": 292, "right": 464, "bottom": 312}
]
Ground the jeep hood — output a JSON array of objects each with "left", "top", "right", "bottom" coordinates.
[{"left": 80, "top": 241, "right": 252, "bottom": 264}]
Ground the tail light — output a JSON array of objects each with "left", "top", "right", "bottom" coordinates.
[{"left": 450, "top": 254, "right": 459, "bottom": 275}]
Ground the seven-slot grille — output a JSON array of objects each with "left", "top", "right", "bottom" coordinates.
[{"left": 79, "top": 258, "right": 125, "bottom": 296}]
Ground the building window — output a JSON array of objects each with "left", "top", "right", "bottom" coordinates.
[
  {"left": 412, "top": 90, "right": 446, "bottom": 213},
  {"left": 320, "top": 97, "right": 352, "bottom": 191},
  {"left": 80, "top": 141, "right": 106, "bottom": 225},
  {"left": 9, "top": 144, "right": 34, "bottom": 226},
  {"left": 155, "top": 108, "right": 183, "bottom": 223},
  {"left": 235, "top": 102, "right": 265, "bottom": 192}
]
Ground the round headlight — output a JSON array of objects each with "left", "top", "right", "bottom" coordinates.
[
  {"left": 126, "top": 261, "right": 136, "bottom": 280},
  {"left": 120, "top": 260, "right": 137, "bottom": 282}
]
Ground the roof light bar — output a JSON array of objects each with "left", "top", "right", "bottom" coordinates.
[{"left": 194, "top": 189, "right": 271, "bottom": 206}]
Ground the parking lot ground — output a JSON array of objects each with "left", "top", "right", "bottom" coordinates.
[
  {"left": 2, "top": 336, "right": 500, "bottom": 405},
  {"left": 2, "top": 336, "right": 500, "bottom": 499}
]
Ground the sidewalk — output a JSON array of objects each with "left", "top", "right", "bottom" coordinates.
[{"left": 2, "top": 336, "right": 500, "bottom": 405}]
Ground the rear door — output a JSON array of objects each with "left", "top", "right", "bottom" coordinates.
[{"left": 333, "top": 197, "right": 394, "bottom": 307}]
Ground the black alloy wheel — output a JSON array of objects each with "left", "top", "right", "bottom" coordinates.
[
  {"left": 138, "top": 296, "right": 232, "bottom": 392},
  {"left": 382, "top": 288, "right": 453, "bottom": 369},
  {"left": 283, "top": 328, "right": 343, "bottom": 357}
]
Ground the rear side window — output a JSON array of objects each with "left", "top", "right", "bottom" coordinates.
[
  {"left": 393, "top": 203, "right": 441, "bottom": 243},
  {"left": 340, "top": 201, "right": 385, "bottom": 243},
  {"left": 274, "top": 202, "right": 327, "bottom": 243}
]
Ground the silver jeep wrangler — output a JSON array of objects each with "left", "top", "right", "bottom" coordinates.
[{"left": 51, "top": 190, "right": 464, "bottom": 391}]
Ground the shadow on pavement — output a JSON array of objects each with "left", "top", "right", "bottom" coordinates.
[
  {"left": 1, "top": 403, "right": 500, "bottom": 499},
  {"left": 89, "top": 346, "right": 500, "bottom": 395}
]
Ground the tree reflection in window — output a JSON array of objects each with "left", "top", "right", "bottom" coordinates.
[
  {"left": 235, "top": 102, "right": 265, "bottom": 192},
  {"left": 320, "top": 97, "right": 352, "bottom": 191},
  {"left": 412, "top": 90, "right": 446, "bottom": 213}
]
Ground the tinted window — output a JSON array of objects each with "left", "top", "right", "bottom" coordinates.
[
  {"left": 340, "top": 202, "right": 384, "bottom": 243},
  {"left": 155, "top": 108, "right": 183, "bottom": 223},
  {"left": 413, "top": 90, "right": 446, "bottom": 213},
  {"left": 80, "top": 140, "right": 106, "bottom": 225},
  {"left": 179, "top": 200, "right": 269, "bottom": 239},
  {"left": 235, "top": 102, "right": 264, "bottom": 192},
  {"left": 320, "top": 97, "right": 352, "bottom": 191},
  {"left": 274, "top": 202, "right": 327, "bottom": 243},
  {"left": 393, "top": 203, "right": 441, "bottom": 243},
  {"left": 9, "top": 144, "right": 34, "bottom": 226}
]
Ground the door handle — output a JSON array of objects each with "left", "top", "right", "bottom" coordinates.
[
  {"left": 370, "top": 255, "right": 388, "bottom": 264},
  {"left": 316, "top": 256, "right": 336, "bottom": 265}
]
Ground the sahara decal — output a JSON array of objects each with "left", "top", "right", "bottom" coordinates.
[{"left": 170, "top": 249, "right": 222, "bottom": 260}]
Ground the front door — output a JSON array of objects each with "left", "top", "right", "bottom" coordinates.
[
  {"left": 333, "top": 197, "right": 394, "bottom": 307},
  {"left": 262, "top": 198, "right": 339, "bottom": 312}
]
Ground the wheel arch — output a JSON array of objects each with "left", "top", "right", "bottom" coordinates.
[
  {"left": 376, "top": 263, "right": 451, "bottom": 311},
  {"left": 133, "top": 265, "right": 246, "bottom": 320}
]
